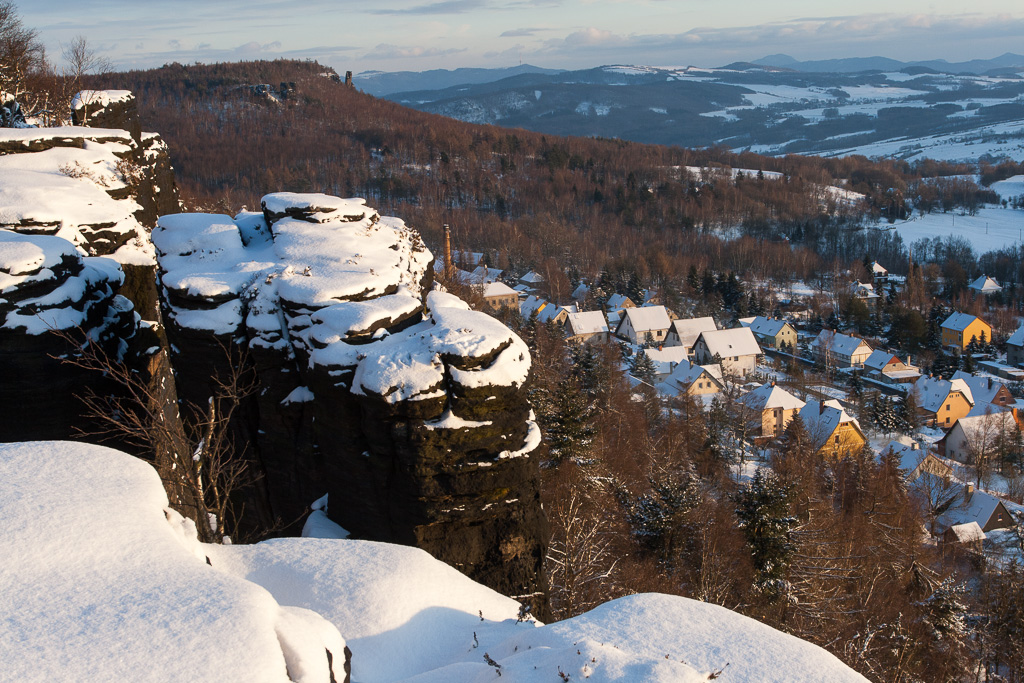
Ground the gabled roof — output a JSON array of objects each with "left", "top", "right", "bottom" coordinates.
[
  {"left": 746, "top": 316, "right": 792, "bottom": 338},
  {"left": 1007, "top": 324, "right": 1024, "bottom": 348},
  {"left": 799, "top": 399, "right": 864, "bottom": 445},
  {"left": 863, "top": 349, "right": 901, "bottom": 372},
  {"left": 871, "top": 261, "right": 888, "bottom": 274},
  {"left": 519, "top": 270, "right": 544, "bottom": 283},
  {"left": 946, "top": 522, "right": 986, "bottom": 543},
  {"left": 645, "top": 346, "right": 690, "bottom": 376},
  {"left": 483, "top": 281, "right": 517, "bottom": 298},
  {"left": 738, "top": 383, "right": 805, "bottom": 412},
  {"left": 696, "top": 327, "right": 761, "bottom": 358},
  {"left": 571, "top": 282, "right": 589, "bottom": 300},
  {"left": 470, "top": 265, "right": 503, "bottom": 283},
  {"left": 619, "top": 305, "right": 671, "bottom": 334},
  {"left": 941, "top": 312, "right": 985, "bottom": 333},
  {"left": 670, "top": 317, "right": 717, "bottom": 346},
  {"left": 951, "top": 371, "right": 1007, "bottom": 408},
  {"left": 851, "top": 281, "right": 879, "bottom": 298},
  {"left": 661, "top": 360, "right": 724, "bottom": 393},
  {"left": 914, "top": 375, "right": 975, "bottom": 413},
  {"left": 968, "top": 275, "right": 1002, "bottom": 293},
  {"left": 565, "top": 310, "right": 609, "bottom": 336},
  {"left": 810, "top": 330, "right": 871, "bottom": 357},
  {"left": 936, "top": 486, "right": 1011, "bottom": 532},
  {"left": 605, "top": 293, "right": 635, "bottom": 311}
]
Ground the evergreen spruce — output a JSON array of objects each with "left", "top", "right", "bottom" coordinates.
[{"left": 733, "top": 468, "right": 797, "bottom": 600}]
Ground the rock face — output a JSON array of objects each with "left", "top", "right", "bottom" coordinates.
[
  {"left": 154, "top": 193, "right": 548, "bottom": 611},
  {"left": 0, "top": 232, "right": 141, "bottom": 440}
]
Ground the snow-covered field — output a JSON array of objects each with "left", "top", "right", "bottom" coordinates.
[
  {"left": 1, "top": 441, "right": 871, "bottom": 682},
  {"left": 871, "top": 206, "right": 1024, "bottom": 254}
]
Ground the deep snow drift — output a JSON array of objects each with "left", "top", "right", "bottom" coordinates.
[{"left": 1, "top": 441, "right": 868, "bottom": 683}]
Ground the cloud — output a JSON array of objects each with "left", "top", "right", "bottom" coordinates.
[
  {"left": 363, "top": 43, "right": 468, "bottom": 60},
  {"left": 500, "top": 27, "right": 543, "bottom": 37},
  {"left": 369, "top": 0, "right": 487, "bottom": 15}
]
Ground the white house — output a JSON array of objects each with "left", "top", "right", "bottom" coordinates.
[
  {"left": 665, "top": 316, "right": 718, "bottom": 357},
  {"left": 937, "top": 409, "right": 1020, "bottom": 464},
  {"left": 737, "top": 382, "right": 806, "bottom": 437},
  {"left": 810, "top": 330, "right": 872, "bottom": 368},
  {"left": 615, "top": 305, "right": 672, "bottom": 345},
  {"left": 968, "top": 275, "right": 1002, "bottom": 295},
  {"left": 644, "top": 346, "right": 691, "bottom": 383},
  {"left": 692, "top": 327, "right": 762, "bottom": 377}
]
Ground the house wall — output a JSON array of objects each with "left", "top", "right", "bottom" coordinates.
[
  {"left": 686, "top": 373, "right": 720, "bottom": 395},
  {"left": 1008, "top": 343, "right": 1024, "bottom": 367},
  {"left": 760, "top": 406, "right": 798, "bottom": 438},
  {"left": 819, "top": 422, "right": 866, "bottom": 459},
  {"left": 942, "top": 319, "right": 992, "bottom": 351},
  {"left": 929, "top": 392, "right": 973, "bottom": 427},
  {"left": 484, "top": 293, "right": 519, "bottom": 312}
]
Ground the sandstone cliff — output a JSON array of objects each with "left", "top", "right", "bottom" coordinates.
[{"left": 153, "top": 193, "right": 547, "bottom": 611}]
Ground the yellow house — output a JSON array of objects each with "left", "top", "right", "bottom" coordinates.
[
  {"left": 799, "top": 399, "right": 867, "bottom": 458},
  {"left": 660, "top": 360, "right": 724, "bottom": 398},
  {"left": 940, "top": 312, "right": 992, "bottom": 352},
  {"left": 914, "top": 375, "right": 975, "bottom": 427}
]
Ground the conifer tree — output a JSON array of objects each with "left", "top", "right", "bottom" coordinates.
[
  {"left": 545, "top": 378, "right": 596, "bottom": 465},
  {"left": 733, "top": 468, "right": 797, "bottom": 600}
]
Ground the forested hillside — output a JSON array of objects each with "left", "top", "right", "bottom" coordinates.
[{"left": 95, "top": 60, "right": 1005, "bottom": 290}]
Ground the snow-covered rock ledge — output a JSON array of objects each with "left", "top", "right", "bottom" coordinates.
[
  {"left": 153, "top": 193, "right": 546, "bottom": 612},
  {"left": 0, "top": 441, "right": 869, "bottom": 683}
]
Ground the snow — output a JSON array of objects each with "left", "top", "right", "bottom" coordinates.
[
  {"left": 0, "top": 441, "right": 346, "bottom": 683},
  {"left": 71, "top": 90, "right": 134, "bottom": 110},
  {"left": 991, "top": 174, "right": 1024, "bottom": 201},
  {"left": 4, "top": 440, "right": 870, "bottom": 683},
  {"left": 281, "top": 385, "right": 314, "bottom": 405}
]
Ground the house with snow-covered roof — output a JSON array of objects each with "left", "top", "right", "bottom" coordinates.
[
  {"left": 481, "top": 281, "right": 519, "bottom": 313},
  {"left": 1007, "top": 323, "right": 1024, "bottom": 367},
  {"left": 942, "top": 522, "right": 986, "bottom": 550},
  {"left": 692, "top": 327, "right": 762, "bottom": 377},
  {"left": 615, "top": 305, "right": 671, "bottom": 345},
  {"left": 935, "top": 483, "right": 1015, "bottom": 534},
  {"left": 862, "top": 350, "right": 921, "bottom": 386},
  {"left": 645, "top": 346, "right": 691, "bottom": 383},
  {"left": 850, "top": 281, "right": 881, "bottom": 306},
  {"left": 737, "top": 382, "right": 805, "bottom": 438},
  {"left": 658, "top": 360, "right": 724, "bottom": 399},
  {"left": 666, "top": 316, "right": 718, "bottom": 357},
  {"left": 950, "top": 371, "right": 1016, "bottom": 414},
  {"left": 936, "top": 409, "right": 1021, "bottom": 464},
  {"left": 799, "top": 399, "right": 867, "bottom": 459},
  {"left": 469, "top": 265, "right": 503, "bottom": 284},
  {"left": 520, "top": 295, "right": 574, "bottom": 325},
  {"left": 517, "top": 270, "right": 544, "bottom": 288},
  {"left": 968, "top": 275, "right": 1002, "bottom": 296},
  {"left": 882, "top": 439, "right": 955, "bottom": 482},
  {"left": 604, "top": 293, "right": 636, "bottom": 322},
  {"left": 809, "top": 330, "right": 872, "bottom": 369},
  {"left": 563, "top": 310, "right": 610, "bottom": 344},
  {"left": 870, "top": 261, "right": 889, "bottom": 288},
  {"left": 913, "top": 375, "right": 975, "bottom": 428},
  {"left": 940, "top": 312, "right": 991, "bottom": 353},
  {"left": 742, "top": 316, "right": 797, "bottom": 351}
]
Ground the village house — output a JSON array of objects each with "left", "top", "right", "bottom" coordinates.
[
  {"left": 850, "top": 281, "right": 881, "bottom": 307},
  {"left": 950, "top": 371, "right": 1016, "bottom": 414},
  {"left": 520, "top": 295, "right": 574, "bottom": 325},
  {"left": 665, "top": 316, "right": 718, "bottom": 358},
  {"left": 935, "top": 483, "right": 1016, "bottom": 534},
  {"left": 936, "top": 409, "right": 1020, "bottom": 463},
  {"left": 914, "top": 375, "right": 975, "bottom": 427},
  {"left": 604, "top": 293, "right": 636, "bottom": 323},
  {"left": 741, "top": 316, "right": 798, "bottom": 351},
  {"left": 469, "top": 265, "right": 503, "bottom": 284},
  {"left": 799, "top": 399, "right": 867, "bottom": 458},
  {"left": 517, "top": 270, "right": 545, "bottom": 289},
  {"left": 883, "top": 440, "right": 955, "bottom": 482},
  {"left": 940, "top": 312, "right": 992, "bottom": 353},
  {"left": 692, "top": 327, "right": 762, "bottom": 377},
  {"left": 870, "top": 261, "right": 890, "bottom": 289},
  {"left": 810, "top": 330, "right": 873, "bottom": 369},
  {"left": 481, "top": 282, "right": 519, "bottom": 313},
  {"left": 1007, "top": 323, "right": 1024, "bottom": 367},
  {"left": 862, "top": 350, "right": 921, "bottom": 386},
  {"left": 658, "top": 360, "right": 724, "bottom": 399},
  {"left": 968, "top": 275, "right": 1002, "bottom": 296},
  {"left": 644, "top": 346, "right": 691, "bottom": 383},
  {"left": 563, "top": 310, "right": 610, "bottom": 344},
  {"left": 615, "top": 305, "right": 672, "bottom": 345},
  {"left": 737, "top": 382, "right": 806, "bottom": 438},
  {"left": 941, "top": 522, "right": 986, "bottom": 552}
]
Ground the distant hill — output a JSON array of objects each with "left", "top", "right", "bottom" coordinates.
[
  {"left": 353, "top": 64, "right": 564, "bottom": 97},
  {"left": 752, "top": 52, "right": 1024, "bottom": 75}
]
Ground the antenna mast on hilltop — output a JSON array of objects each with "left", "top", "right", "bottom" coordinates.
[{"left": 444, "top": 224, "right": 454, "bottom": 281}]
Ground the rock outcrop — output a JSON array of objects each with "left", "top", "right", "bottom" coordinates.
[{"left": 154, "top": 193, "right": 548, "bottom": 612}]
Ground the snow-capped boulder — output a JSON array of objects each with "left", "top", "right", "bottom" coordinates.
[
  {"left": 153, "top": 193, "right": 546, "bottom": 614},
  {"left": 0, "top": 441, "right": 349, "bottom": 683}
]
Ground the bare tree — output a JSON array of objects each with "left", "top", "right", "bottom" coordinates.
[
  {"left": 0, "top": 1, "right": 45, "bottom": 102},
  {"left": 53, "top": 328, "right": 258, "bottom": 543},
  {"left": 546, "top": 490, "right": 619, "bottom": 620}
]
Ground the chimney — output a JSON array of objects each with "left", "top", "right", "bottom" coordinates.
[
  {"left": 911, "top": 442, "right": 919, "bottom": 450},
  {"left": 443, "top": 224, "right": 453, "bottom": 281},
  {"left": 819, "top": 402, "right": 826, "bottom": 415},
  {"left": 906, "top": 355, "right": 911, "bottom": 366},
  {"left": 965, "top": 482, "right": 975, "bottom": 499},
  {"left": 989, "top": 377, "right": 993, "bottom": 390}
]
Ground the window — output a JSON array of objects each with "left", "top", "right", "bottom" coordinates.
[{"left": 946, "top": 404, "right": 950, "bottom": 411}]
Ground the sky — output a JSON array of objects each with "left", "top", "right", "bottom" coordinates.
[{"left": 20, "top": 1, "right": 1024, "bottom": 75}]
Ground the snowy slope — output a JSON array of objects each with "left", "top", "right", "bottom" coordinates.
[{"left": 1, "top": 441, "right": 869, "bottom": 683}]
